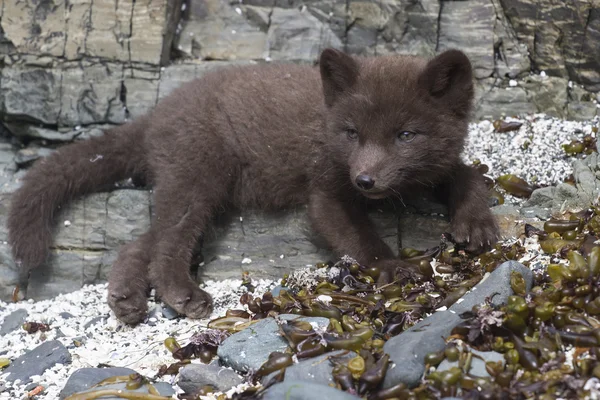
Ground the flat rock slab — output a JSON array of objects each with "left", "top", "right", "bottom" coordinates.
[
  {"left": 262, "top": 380, "right": 361, "bottom": 400},
  {"left": 59, "top": 367, "right": 137, "bottom": 399},
  {"left": 217, "top": 314, "right": 329, "bottom": 373},
  {"left": 382, "top": 261, "right": 533, "bottom": 388},
  {"left": 0, "top": 309, "right": 28, "bottom": 336},
  {"left": 177, "top": 364, "right": 243, "bottom": 394},
  {"left": 4, "top": 340, "right": 71, "bottom": 383}
]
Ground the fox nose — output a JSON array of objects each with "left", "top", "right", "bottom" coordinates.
[{"left": 355, "top": 174, "right": 375, "bottom": 190}]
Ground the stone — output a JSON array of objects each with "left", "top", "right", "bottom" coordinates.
[
  {"left": 14, "top": 146, "right": 54, "bottom": 168},
  {"left": 521, "top": 76, "right": 569, "bottom": 118},
  {"left": 524, "top": 186, "right": 556, "bottom": 208},
  {"left": 2, "top": 0, "right": 180, "bottom": 65},
  {"left": 59, "top": 367, "right": 136, "bottom": 399},
  {"left": 492, "top": 205, "right": 543, "bottom": 240},
  {"left": 5, "top": 123, "right": 80, "bottom": 142},
  {"left": 520, "top": 206, "right": 552, "bottom": 221},
  {"left": 59, "top": 367, "right": 175, "bottom": 399},
  {"left": 83, "top": 316, "right": 107, "bottom": 329},
  {"left": 437, "top": 349, "right": 504, "bottom": 378},
  {"left": 492, "top": 1, "right": 530, "bottom": 79},
  {"left": 474, "top": 79, "right": 536, "bottom": 120},
  {"left": 263, "top": 350, "right": 356, "bottom": 386},
  {"left": 217, "top": 314, "right": 329, "bottom": 373},
  {"left": 499, "top": 0, "right": 600, "bottom": 91},
  {"left": 59, "top": 62, "right": 126, "bottom": 126},
  {"left": 4, "top": 340, "right": 71, "bottom": 383},
  {"left": 161, "top": 305, "right": 180, "bottom": 320},
  {"left": 266, "top": 8, "right": 343, "bottom": 62},
  {"left": 438, "top": 0, "right": 495, "bottom": 79},
  {"left": 0, "top": 309, "right": 28, "bottom": 336},
  {"left": 553, "top": 182, "right": 587, "bottom": 213},
  {"left": 375, "top": 0, "right": 440, "bottom": 57},
  {"left": 0, "top": 66, "right": 62, "bottom": 125},
  {"left": 568, "top": 84, "right": 598, "bottom": 121},
  {"left": 176, "top": 0, "right": 267, "bottom": 61},
  {"left": 262, "top": 380, "right": 361, "bottom": 400},
  {"left": 382, "top": 261, "right": 533, "bottom": 388},
  {"left": 177, "top": 364, "right": 243, "bottom": 394}
]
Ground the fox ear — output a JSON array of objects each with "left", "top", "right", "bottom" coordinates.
[
  {"left": 419, "top": 49, "right": 474, "bottom": 117},
  {"left": 319, "top": 48, "right": 359, "bottom": 107}
]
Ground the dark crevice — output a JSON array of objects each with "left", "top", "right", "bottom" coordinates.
[
  {"left": 120, "top": 79, "right": 129, "bottom": 119},
  {"left": 127, "top": 0, "right": 136, "bottom": 74},
  {"left": 435, "top": 0, "right": 443, "bottom": 52}
]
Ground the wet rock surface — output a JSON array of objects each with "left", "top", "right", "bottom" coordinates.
[
  {"left": 217, "top": 314, "right": 330, "bottom": 373},
  {"left": 382, "top": 261, "right": 533, "bottom": 388}
]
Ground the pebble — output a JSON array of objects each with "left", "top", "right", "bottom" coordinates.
[
  {"left": 217, "top": 314, "right": 330, "bottom": 373},
  {"left": 382, "top": 261, "right": 533, "bottom": 388},
  {"left": 161, "top": 304, "right": 180, "bottom": 320},
  {"left": 177, "top": 363, "right": 244, "bottom": 394}
]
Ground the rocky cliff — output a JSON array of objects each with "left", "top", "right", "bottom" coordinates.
[{"left": 0, "top": 0, "right": 598, "bottom": 300}]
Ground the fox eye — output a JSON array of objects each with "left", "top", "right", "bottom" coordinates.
[
  {"left": 346, "top": 128, "right": 359, "bottom": 140},
  {"left": 397, "top": 131, "right": 416, "bottom": 142}
]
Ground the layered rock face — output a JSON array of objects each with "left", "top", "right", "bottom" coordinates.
[{"left": 0, "top": 0, "right": 598, "bottom": 300}]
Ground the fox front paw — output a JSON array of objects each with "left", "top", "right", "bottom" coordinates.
[{"left": 450, "top": 209, "right": 500, "bottom": 253}]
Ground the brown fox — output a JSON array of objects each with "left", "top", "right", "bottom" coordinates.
[{"left": 7, "top": 48, "right": 499, "bottom": 324}]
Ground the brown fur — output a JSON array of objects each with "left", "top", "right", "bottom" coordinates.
[{"left": 7, "top": 49, "right": 499, "bottom": 324}]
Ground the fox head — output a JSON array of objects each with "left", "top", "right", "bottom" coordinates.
[{"left": 319, "top": 48, "right": 474, "bottom": 199}]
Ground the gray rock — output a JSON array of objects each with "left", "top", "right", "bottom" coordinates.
[
  {"left": 552, "top": 182, "right": 587, "bottom": 213},
  {"left": 217, "top": 314, "right": 329, "bottom": 373},
  {"left": 438, "top": 0, "right": 495, "bottom": 79},
  {"left": 474, "top": 79, "right": 536, "bottom": 120},
  {"left": 499, "top": 0, "right": 600, "bottom": 91},
  {"left": 437, "top": 349, "right": 504, "bottom": 378},
  {"left": 14, "top": 146, "right": 54, "bottom": 168},
  {"left": 520, "top": 206, "right": 552, "bottom": 221},
  {"left": 177, "top": 364, "right": 243, "bottom": 394},
  {"left": 175, "top": 0, "right": 267, "bottom": 61},
  {"left": 263, "top": 350, "right": 356, "bottom": 386},
  {"left": 161, "top": 305, "right": 180, "bottom": 320},
  {"left": 522, "top": 76, "right": 568, "bottom": 118},
  {"left": 1, "top": 66, "right": 62, "bottom": 124},
  {"left": 524, "top": 186, "right": 556, "bottom": 208},
  {"left": 5, "top": 123, "right": 80, "bottom": 142},
  {"left": 59, "top": 367, "right": 174, "bottom": 399},
  {"left": 59, "top": 367, "right": 136, "bottom": 399},
  {"left": 262, "top": 380, "right": 361, "bottom": 400},
  {"left": 266, "top": 8, "right": 343, "bottom": 62},
  {"left": 59, "top": 312, "right": 74, "bottom": 320},
  {"left": 0, "top": 309, "right": 28, "bottom": 335},
  {"left": 382, "top": 261, "right": 532, "bottom": 388},
  {"left": 4, "top": 340, "right": 71, "bottom": 383}
]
